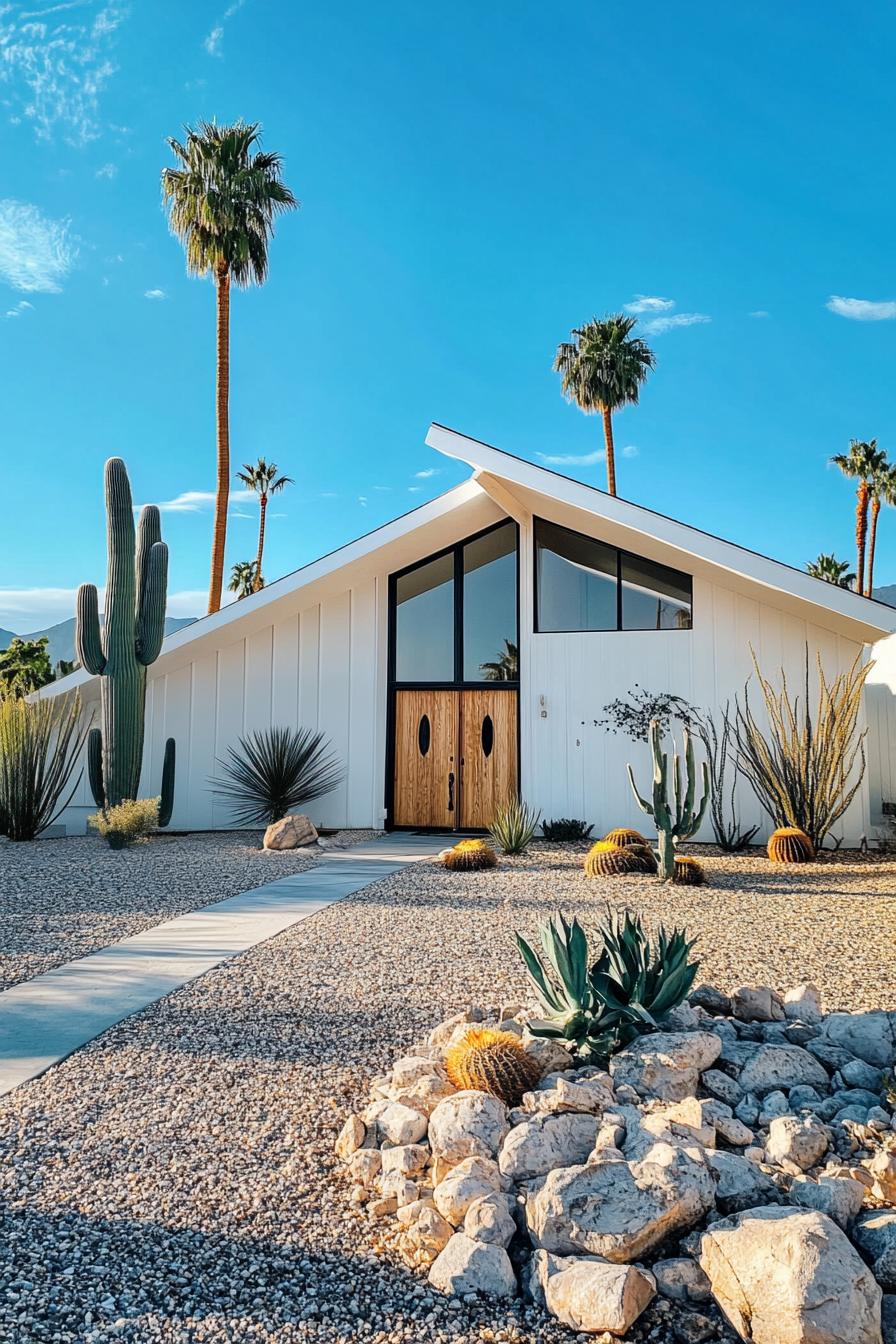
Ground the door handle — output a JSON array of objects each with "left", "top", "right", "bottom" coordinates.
[{"left": 447, "top": 770, "right": 455, "bottom": 812}]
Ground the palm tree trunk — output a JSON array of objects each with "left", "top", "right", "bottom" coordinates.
[
  {"left": 208, "top": 263, "right": 231, "bottom": 615},
  {"left": 254, "top": 493, "right": 267, "bottom": 591},
  {"left": 601, "top": 407, "right": 617, "bottom": 496},
  {"left": 867, "top": 496, "right": 880, "bottom": 596},
  {"left": 856, "top": 481, "right": 869, "bottom": 599}
]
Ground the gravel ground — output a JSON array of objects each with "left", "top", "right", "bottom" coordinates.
[
  {"left": 0, "top": 840, "right": 894, "bottom": 1344},
  {"left": 0, "top": 829, "right": 379, "bottom": 992}
]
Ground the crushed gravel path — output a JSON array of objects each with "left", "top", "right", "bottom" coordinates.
[
  {"left": 0, "top": 830, "right": 378, "bottom": 992},
  {"left": 0, "top": 841, "right": 894, "bottom": 1343}
]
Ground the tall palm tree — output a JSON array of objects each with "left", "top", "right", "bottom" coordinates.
[
  {"left": 866, "top": 459, "right": 896, "bottom": 596},
  {"left": 161, "top": 121, "right": 298, "bottom": 615},
  {"left": 236, "top": 458, "right": 293, "bottom": 591},
  {"left": 228, "top": 561, "right": 261, "bottom": 599},
  {"left": 553, "top": 314, "right": 655, "bottom": 496},
  {"left": 806, "top": 553, "right": 856, "bottom": 589},
  {"left": 830, "top": 438, "right": 886, "bottom": 596}
]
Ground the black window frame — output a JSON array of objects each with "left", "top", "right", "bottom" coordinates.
[
  {"left": 388, "top": 518, "right": 520, "bottom": 690},
  {"left": 533, "top": 516, "right": 693, "bottom": 634}
]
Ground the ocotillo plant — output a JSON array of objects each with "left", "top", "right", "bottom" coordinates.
[
  {"left": 76, "top": 458, "right": 175, "bottom": 821},
  {"left": 627, "top": 718, "right": 710, "bottom": 881}
]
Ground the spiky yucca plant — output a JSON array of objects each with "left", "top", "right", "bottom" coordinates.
[
  {"left": 0, "top": 691, "right": 89, "bottom": 841},
  {"left": 444, "top": 1028, "right": 541, "bottom": 1105},
  {"left": 767, "top": 826, "right": 815, "bottom": 864},
  {"left": 583, "top": 839, "right": 638, "bottom": 877},
  {"left": 673, "top": 854, "right": 705, "bottom": 885},
  {"left": 516, "top": 909, "right": 699, "bottom": 1062},
  {"left": 489, "top": 797, "right": 540, "bottom": 855},
  {"left": 441, "top": 838, "right": 498, "bottom": 871},
  {"left": 211, "top": 726, "right": 343, "bottom": 826}
]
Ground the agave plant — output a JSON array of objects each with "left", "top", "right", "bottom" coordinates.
[
  {"left": 489, "top": 796, "right": 540, "bottom": 854},
  {"left": 515, "top": 909, "right": 699, "bottom": 1063},
  {"left": 210, "top": 726, "right": 344, "bottom": 826}
]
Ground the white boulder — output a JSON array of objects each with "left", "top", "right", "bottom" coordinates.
[
  {"left": 766, "top": 1115, "right": 830, "bottom": 1171},
  {"left": 698, "top": 1205, "right": 882, "bottom": 1344},
  {"left": 428, "top": 1232, "right": 517, "bottom": 1297},
  {"left": 609, "top": 1031, "right": 722, "bottom": 1102},
  {"left": 738, "top": 1044, "right": 830, "bottom": 1096},
  {"left": 262, "top": 813, "right": 318, "bottom": 850},
  {"left": 433, "top": 1156, "right": 503, "bottom": 1226},
  {"left": 377, "top": 1101, "right": 428, "bottom": 1146},
  {"left": 428, "top": 1091, "right": 509, "bottom": 1165},
  {"left": 528, "top": 1249, "right": 656, "bottom": 1335},
  {"left": 463, "top": 1193, "right": 517, "bottom": 1247},
  {"left": 498, "top": 1112, "right": 600, "bottom": 1182}
]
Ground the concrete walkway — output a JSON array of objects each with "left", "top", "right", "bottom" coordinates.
[{"left": 0, "top": 832, "right": 441, "bottom": 1098}]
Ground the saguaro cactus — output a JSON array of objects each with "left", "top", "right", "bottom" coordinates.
[
  {"left": 76, "top": 458, "right": 175, "bottom": 819},
  {"left": 627, "top": 718, "right": 710, "bottom": 881}
]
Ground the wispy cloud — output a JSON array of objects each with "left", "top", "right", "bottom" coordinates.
[
  {"left": 749, "top": 309, "right": 770, "bottom": 319},
  {"left": 133, "top": 487, "right": 255, "bottom": 514},
  {"left": 827, "top": 295, "right": 896, "bottom": 322},
  {"left": 642, "top": 312, "right": 711, "bottom": 335},
  {"left": 537, "top": 450, "right": 604, "bottom": 467},
  {"left": 357, "top": 495, "right": 368, "bottom": 507},
  {"left": 624, "top": 295, "right": 674, "bottom": 315},
  {"left": 94, "top": 161, "right": 116, "bottom": 178},
  {"left": 414, "top": 467, "right": 441, "bottom": 479},
  {"left": 621, "top": 444, "right": 639, "bottom": 458},
  {"left": 0, "top": 200, "right": 76, "bottom": 293},
  {"left": 203, "top": 0, "right": 246, "bottom": 56},
  {"left": 144, "top": 287, "right": 166, "bottom": 300},
  {"left": 4, "top": 299, "right": 33, "bottom": 319},
  {"left": 0, "top": 1, "right": 128, "bottom": 145}
]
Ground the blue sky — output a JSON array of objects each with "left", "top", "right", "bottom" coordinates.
[{"left": 2, "top": 1, "right": 896, "bottom": 630}]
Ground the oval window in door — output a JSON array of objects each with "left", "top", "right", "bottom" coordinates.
[
  {"left": 418, "top": 713, "right": 431, "bottom": 757},
  {"left": 481, "top": 713, "right": 494, "bottom": 757}
]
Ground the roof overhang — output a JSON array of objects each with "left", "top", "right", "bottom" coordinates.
[{"left": 426, "top": 423, "right": 896, "bottom": 646}]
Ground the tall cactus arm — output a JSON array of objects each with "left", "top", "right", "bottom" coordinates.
[
  {"left": 76, "top": 584, "right": 106, "bottom": 674},
  {"left": 87, "top": 727, "right": 105, "bottom": 808},
  {"left": 691, "top": 759, "right": 711, "bottom": 836},
  {"left": 158, "top": 737, "right": 175, "bottom": 827},
  {"left": 104, "top": 457, "right": 137, "bottom": 657},
  {"left": 627, "top": 763, "right": 655, "bottom": 817},
  {"left": 136, "top": 537, "right": 168, "bottom": 666},
  {"left": 681, "top": 730, "right": 697, "bottom": 825},
  {"left": 135, "top": 504, "right": 161, "bottom": 593}
]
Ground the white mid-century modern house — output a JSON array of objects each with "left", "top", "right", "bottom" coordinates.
[{"left": 48, "top": 424, "right": 896, "bottom": 843}]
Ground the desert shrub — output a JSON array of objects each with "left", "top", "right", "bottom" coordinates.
[
  {"left": 0, "top": 691, "right": 89, "bottom": 841},
  {"left": 516, "top": 909, "right": 699, "bottom": 1063},
  {"left": 598, "top": 687, "right": 697, "bottom": 743},
  {"left": 689, "top": 706, "right": 759, "bottom": 851},
  {"left": 210, "top": 726, "right": 344, "bottom": 826},
  {"left": 541, "top": 818, "right": 593, "bottom": 841},
  {"left": 732, "top": 647, "right": 871, "bottom": 850},
  {"left": 89, "top": 797, "right": 160, "bottom": 849},
  {"left": 489, "top": 797, "right": 540, "bottom": 854}
]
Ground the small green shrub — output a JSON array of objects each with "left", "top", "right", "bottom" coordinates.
[
  {"left": 489, "top": 797, "right": 540, "bottom": 855},
  {"left": 541, "top": 818, "right": 594, "bottom": 841},
  {"left": 89, "top": 797, "right": 160, "bottom": 849},
  {"left": 515, "top": 908, "right": 699, "bottom": 1064}
]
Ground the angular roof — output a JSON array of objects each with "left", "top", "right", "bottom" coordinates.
[{"left": 43, "top": 422, "right": 896, "bottom": 699}]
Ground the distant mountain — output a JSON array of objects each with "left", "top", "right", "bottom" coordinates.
[
  {"left": 873, "top": 586, "right": 896, "bottom": 609},
  {"left": 0, "top": 616, "right": 197, "bottom": 667}
]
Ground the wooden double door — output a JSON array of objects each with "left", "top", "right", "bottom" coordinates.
[{"left": 392, "top": 689, "right": 518, "bottom": 830}]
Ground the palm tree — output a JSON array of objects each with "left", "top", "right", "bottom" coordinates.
[
  {"left": 236, "top": 458, "right": 293, "bottom": 591},
  {"left": 866, "top": 460, "right": 896, "bottom": 596},
  {"left": 553, "top": 315, "right": 655, "bottom": 496},
  {"left": 480, "top": 639, "right": 519, "bottom": 681},
  {"left": 806, "top": 553, "right": 856, "bottom": 589},
  {"left": 830, "top": 439, "right": 886, "bottom": 596},
  {"left": 161, "top": 121, "right": 298, "bottom": 615},
  {"left": 228, "top": 561, "right": 261, "bottom": 599}
]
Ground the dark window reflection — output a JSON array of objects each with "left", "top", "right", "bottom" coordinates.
[
  {"left": 463, "top": 522, "right": 518, "bottom": 680},
  {"left": 536, "top": 518, "right": 618, "bottom": 631},
  {"left": 394, "top": 552, "right": 454, "bottom": 680}
]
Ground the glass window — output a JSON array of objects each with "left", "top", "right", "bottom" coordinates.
[
  {"left": 463, "top": 522, "right": 518, "bottom": 681},
  {"left": 621, "top": 554, "right": 692, "bottom": 629},
  {"left": 535, "top": 518, "right": 618, "bottom": 631},
  {"left": 394, "top": 552, "right": 455, "bottom": 680}
]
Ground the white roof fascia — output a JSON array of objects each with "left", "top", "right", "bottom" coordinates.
[{"left": 427, "top": 422, "right": 896, "bottom": 644}]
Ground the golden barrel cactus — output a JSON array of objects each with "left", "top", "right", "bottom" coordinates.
[
  {"left": 583, "top": 839, "right": 639, "bottom": 878},
  {"left": 767, "top": 827, "right": 815, "bottom": 864},
  {"left": 441, "top": 838, "right": 498, "bottom": 872},
  {"left": 444, "top": 1028, "right": 541, "bottom": 1105},
  {"left": 603, "top": 827, "right": 647, "bottom": 848},
  {"left": 673, "top": 855, "right": 705, "bottom": 885},
  {"left": 624, "top": 841, "right": 659, "bottom": 875}
]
